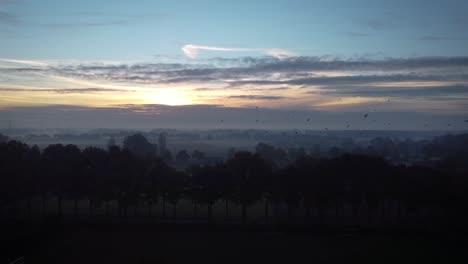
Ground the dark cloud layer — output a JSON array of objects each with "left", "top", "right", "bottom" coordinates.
[
  {"left": 312, "top": 85, "right": 468, "bottom": 97},
  {"left": 32, "top": 56, "right": 468, "bottom": 88},
  {"left": 0, "top": 87, "right": 126, "bottom": 94},
  {"left": 228, "top": 74, "right": 468, "bottom": 87}
]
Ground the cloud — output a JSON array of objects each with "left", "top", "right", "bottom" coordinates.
[
  {"left": 227, "top": 95, "right": 286, "bottom": 100},
  {"left": 182, "top": 44, "right": 296, "bottom": 59},
  {"left": 2, "top": 55, "right": 468, "bottom": 111},
  {"left": 262, "top": 49, "right": 297, "bottom": 59},
  {"left": 343, "top": 32, "right": 373, "bottom": 37},
  {"left": 419, "top": 35, "right": 468, "bottom": 41},
  {"left": 229, "top": 74, "right": 468, "bottom": 87},
  {"left": 0, "top": 11, "right": 17, "bottom": 25},
  {"left": 0, "top": 10, "right": 165, "bottom": 29},
  {"left": 41, "top": 20, "right": 129, "bottom": 28},
  {"left": 0, "top": 87, "right": 127, "bottom": 94},
  {"left": 182, "top": 45, "right": 250, "bottom": 59},
  {"left": 356, "top": 18, "right": 397, "bottom": 31},
  {"left": 10, "top": 56, "right": 466, "bottom": 92},
  {"left": 37, "top": 56, "right": 468, "bottom": 88},
  {"left": 0, "top": 67, "right": 45, "bottom": 73}
]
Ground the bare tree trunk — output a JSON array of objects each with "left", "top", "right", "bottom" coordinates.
[
  {"left": 147, "top": 201, "right": 152, "bottom": 217},
  {"left": 89, "top": 199, "right": 93, "bottom": 217},
  {"left": 264, "top": 201, "right": 269, "bottom": 225},
  {"left": 382, "top": 200, "right": 386, "bottom": 219},
  {"left": 388, "top": 200, "right": 392, "bottom": 219},
  {"left": 105, "top": 200, "right": 109, "bottom": 217},
  {"left": 242, "top": 204, "right": 247, "bottom": 224},
  {"left": 193, "top": 201, "right": 197, "bottom": 218},
  {"left": 208, "top": 203, "right": 213, "bottom": 222},
  {"left": 386, "top": 200, "right": 390, "bottom": 218},
  {"left": 74, "top": 199, "right": 78, "bottom": 216},
  {"left": 162, "top": 195, "right": 166, "bottom": 218},
  {"left": 305, "top": 206, "right": 311, "bottom": 224},
  {"left": 318, "top": 208, "right": 324, "bottom": 224},
  {"left": 225, "top": 199, "right": 229, "bottom": 218},
  {"left": 335, "top": 200, "right": 340, "bottom": 219},
  {"left": 27, "top": 197, "right": 32, "bottom": 217},
  {"left": 57, "top": 196, "right": 63, "bottom": 216},
  {"left": 42, "top": 195, "right": 46, "bottom": 215},
  {"left": 287, "top": 204, "right": 293, "bottom": 224},
  {"left": 397, "top": 202, "right": 401, "bottom": 220},
  {"left": 120, "top": 200, "right": 127, "bottom": 218},
  {"left": 173, "top": 202, "right": 177, "bottom": 221}
]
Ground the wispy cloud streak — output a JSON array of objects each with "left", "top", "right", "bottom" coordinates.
[
  {"left": 182, "top": 44, "right": 296, "bottom": 59},
  {"left": 0, "top": 58, "right": 49, "bottom": 66}
]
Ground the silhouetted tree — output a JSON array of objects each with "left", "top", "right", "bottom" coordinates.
[
  {"left": 255, "top": 143, "right": 287, "bottom": 168},
  {"left": 0, "top": 133, "right": 8, "bottom": 143},
  {"left": 162, "top": 150, "right": 173, "bottom": 162},
  {"left": 123, "top": 134, "right": 157, "bottom": 159},
  {"left": 41, "top": 144, "right": 82, "bottom": 216},
  {"left": 143, "top": 159, "right": 167, "bottom": 217},
  {"left": 82, "top": 147, "right": 109, "bottom": 216},
  {"left": 0, "top": 141, "right": 30, "bottom": 213},
  {"left": 175, "top": 150, "right": 190, "bottom": 163},
  {"left": 192, "top": 150, "right": 205, "bottom": 161},
  {"left": 190, "top": 164, "right": 224, "bottom": 221},
  {"left": 227, "top": 152, "right": 272, "bottom": 224},
  {"left": 2, "top": 135, "right": 468, "bottom": 232}
]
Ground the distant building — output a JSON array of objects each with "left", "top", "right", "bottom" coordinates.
[
  {"left": 107, "top": 136, "right": 116, "bottom": 150},
  {"left": 159, "top": 132, "right": 167, "bottom": 156}
]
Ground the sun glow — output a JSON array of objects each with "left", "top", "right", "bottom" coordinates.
[{"left": 142, "top": 89, "right": 194, "bottom": 106}]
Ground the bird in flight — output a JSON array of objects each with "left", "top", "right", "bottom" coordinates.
[{"left": 364, "top": 113, "right": 368, "bottom": 118}]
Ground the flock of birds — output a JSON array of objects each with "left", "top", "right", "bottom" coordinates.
[{"left": 215, "top": 105, "right": 468, "bottom": 131}]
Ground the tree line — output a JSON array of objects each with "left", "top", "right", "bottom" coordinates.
[{"left": 1, "top": 134, "right": 468, "bottom": 228}]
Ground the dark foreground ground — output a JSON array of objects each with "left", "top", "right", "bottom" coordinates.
[{"left": 3, "top": 218, "right": 468, "bottom": 264}]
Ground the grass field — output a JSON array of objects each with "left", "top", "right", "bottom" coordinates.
[
  {"left": 3, "top": 218, "right": 468, "bottom": 264},
  {"left": 3, "top": 196, "right": 464, "bottom": 264}
]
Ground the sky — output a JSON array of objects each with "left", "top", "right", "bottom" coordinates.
[{"left": 0, "top": 0, "right": 468, "bottom": 130}]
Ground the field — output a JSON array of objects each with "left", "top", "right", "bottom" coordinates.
[{"left": 3, "top": 220, "right": 467, "bottom": 264}]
